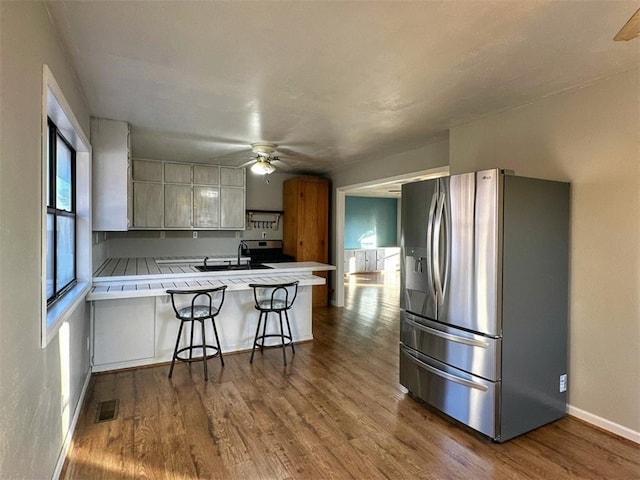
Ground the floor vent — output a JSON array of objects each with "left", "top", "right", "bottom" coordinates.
[{"left": 95, "top": 399, "right": 119, "bottom": 423}]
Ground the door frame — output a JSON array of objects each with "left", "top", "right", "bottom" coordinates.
[{"left": 333, "top": 166, "right": 449, "bottom": 307}]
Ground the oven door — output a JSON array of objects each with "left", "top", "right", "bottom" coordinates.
[{"left": 400, "top": 311, "right": 501, "bottom": 381}]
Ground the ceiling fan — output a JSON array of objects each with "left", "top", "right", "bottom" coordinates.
[
  {"left": 614, "top": 7, "right": 640, "bottom": 41},
  {"left": 243, "top": 142, "right": 289, "bottom": 175}
]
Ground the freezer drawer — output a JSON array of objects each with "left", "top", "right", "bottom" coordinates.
[
  {"left": 400, "top": 311, "right": 501, "bottom": 381},
  {"left": 400, "top": 344, "right": 499, "bottom": 440}
]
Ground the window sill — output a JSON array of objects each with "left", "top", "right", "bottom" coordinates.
[{"left": 44, "top": 281, "right": 91, "bottom": 347}]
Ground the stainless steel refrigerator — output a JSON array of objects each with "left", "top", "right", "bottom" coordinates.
[{"left": 399, "top": 168, "right": 569, "bottom": 442}]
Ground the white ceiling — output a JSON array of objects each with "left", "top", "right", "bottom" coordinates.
[{"left": 46, "top": 1, "right": 639, "bottom": 176}]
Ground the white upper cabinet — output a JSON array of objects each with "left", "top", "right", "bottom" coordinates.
[
  {"left": 130, "top": 158, "right": 245, "bottom": 230},
  {"left": 91, "top": 118, "right": 130, "bottom": 230},
  {"left": 164, "top": 162, "right": 192, "bottom": 184},
  {"left": 193, "top": 164, "right": 219, "bottom": 185},
  {"left": 220, "top": 166, "right": 245, "bottom": 187}
]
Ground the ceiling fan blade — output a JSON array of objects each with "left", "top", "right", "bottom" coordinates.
[
  {"left": 614, "top": 8, "right": 640, "bottom": 41},
  {"left": 271, "top": 158, "right": 291, "bottom": 170}
]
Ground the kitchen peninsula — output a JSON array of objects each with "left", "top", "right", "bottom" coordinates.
[{"left": 88, "top": 257, "right": 334, "bottom": 372}]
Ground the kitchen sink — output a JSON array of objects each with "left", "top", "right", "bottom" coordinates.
[{"left": 195, "top": 263, "right": 273, "bottom": 272}]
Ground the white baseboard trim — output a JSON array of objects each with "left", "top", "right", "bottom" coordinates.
[
  {"left": 568, "top": 404, "right": 640, "bottom": 444},
  {"left": 51, "top": 368, "right": 92, "bottom": 480}
]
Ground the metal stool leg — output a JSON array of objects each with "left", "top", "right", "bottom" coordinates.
[
  {"left": 279, "top": 311, "right": 287, "bottom": 366},
  {"left": 201, "top": 318, "right": 208, "bottom": 381},
  {"left": 250, "top": 311, "right": 263, "bottom": 363},
  {"left": 211, "top": 316, "right": 224, "bottom": 367},
  {"left": 260, "top": 312, "right": 268, "bottom": 353},
  {"left": 169, "top": 321, "right": 185, "bottom": 378},
  {"left": 284, "top": 309, "right": 295, "bottom": 355},
  {"left": 189, "top": 319, "right": 195, "bottom": 362}
]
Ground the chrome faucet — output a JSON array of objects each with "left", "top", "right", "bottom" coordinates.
[{"left": 237, "top": 241, "right": 249, "bottom": 266}]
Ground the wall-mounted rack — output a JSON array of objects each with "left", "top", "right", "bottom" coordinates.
[{"left": 246, "top": 210, "right": 283, "bottom": 230}]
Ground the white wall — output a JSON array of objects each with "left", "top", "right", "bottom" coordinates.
[
  {"left": 450, "top": 70, "right": 640, "bottom": 438},
  {"left": 0, "top": 2, "right": 92, "bottom": 477}
]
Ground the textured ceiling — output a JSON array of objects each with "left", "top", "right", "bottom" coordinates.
[{"left": 46, "top": 1, "right": 639, "bottom": 176}]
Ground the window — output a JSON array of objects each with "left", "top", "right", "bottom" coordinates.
[
  {"left": 46, "top": 117, "right": 77, "bottom": 304},
  {"left": 42, "top": 65, "right": 91, "bottom": 348}
]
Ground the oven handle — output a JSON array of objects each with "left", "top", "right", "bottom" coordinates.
[
  {"left": 401, "top": 347, "right": 489, "bottom": 391},
  {"left": 405, "top": 316, "right": 490, "bottom": 348}
]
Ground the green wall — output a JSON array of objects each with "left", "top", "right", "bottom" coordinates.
[{"left": 345, "top": 196, "right": 398, "bottom": 249}]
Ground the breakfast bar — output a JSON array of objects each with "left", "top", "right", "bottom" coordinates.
[{"left": 88, "top": 257, "right": 334, "bottom": 372}]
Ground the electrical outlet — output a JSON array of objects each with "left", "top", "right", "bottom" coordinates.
[
  {"left": 86, "top": 336, "right": 90, "bottom": 351},
  {"left": 192, "top": 231, "right": 198, "bottom": 239},
  {"left": 160, "top": 231, "right": 165, "bottom": 239},
  {"left": 559, "top": 374, "right": 567, "bottom": 392}
]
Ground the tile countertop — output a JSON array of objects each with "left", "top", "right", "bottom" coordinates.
[{"left": 87, "top": 257, "right": 335, "bottom": 301}]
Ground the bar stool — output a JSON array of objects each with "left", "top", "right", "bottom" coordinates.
[
  {"left": 249, "top": 281, "right": 299, "bottom": 365},
  {"left": 166, "top": 285, "right": 227, "bottom": 381}
]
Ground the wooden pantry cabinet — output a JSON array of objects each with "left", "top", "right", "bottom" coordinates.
[{"left": 283, "top": 176, "right": 329, "bottom": 307}]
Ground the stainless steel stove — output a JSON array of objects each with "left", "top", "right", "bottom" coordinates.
[{"left": 241, "top": 240, "right": 295, "bottom": 264}]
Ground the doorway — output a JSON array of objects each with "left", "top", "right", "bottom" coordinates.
[{"left": 333, "top": 166, "right": 449, "bottom": 308}]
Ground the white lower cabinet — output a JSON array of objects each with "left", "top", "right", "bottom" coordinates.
[
  {"left": 90, "top": 286, "right": 315, "bottom": 373},
  {"left": 344, "top": 248, "right": 400, "bottom": 273},
  {"left": 93, "top": 297, "right": 155, "bottom": 366}
]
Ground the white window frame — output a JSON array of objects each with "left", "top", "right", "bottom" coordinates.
[{"left": 41, "top": 65, "right": 92, "bottom": 348}]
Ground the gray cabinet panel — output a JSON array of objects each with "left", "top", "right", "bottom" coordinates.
[
  {"left": 133, "top": 182, "right": 163, "bottom": 228},
  {"left": 132, "top": 159, "right": 162, "bottom": 182},
  {"left": 194, "top": 165, "right": 219, "bottom": 185},
  {"left": 220, "top": 166, "right": 245, "bottom": 187},
  {"left": 220, "top": 186, "right": 245, "bottom": 228},
  {"left": 164, "top": 184, "right": 192, "bottom": 228},
  {"left": 194, "top": 186, "right": 220, "bottom": 228},
  {"left": 164, "top": 162, "right": 192, "bottom": 184}
]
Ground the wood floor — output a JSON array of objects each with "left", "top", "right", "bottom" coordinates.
[{"left": 62, "top": 272, "right": 639, "bottom": 479}]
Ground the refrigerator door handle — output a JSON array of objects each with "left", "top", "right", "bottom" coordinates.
[
  {"left": 433, "top": 192, "right": 446, "bottom": 304},
  {"left": 426, "top": 192, "right": 438, "bottom": 302},
  {"left": 401, "top": 348, "right": 489, "bottom": 391},
  {"left": 405, "top": 316, "right": 490, "bottom": 348}
]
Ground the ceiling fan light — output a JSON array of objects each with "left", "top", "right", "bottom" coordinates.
[{"left": 251, "top": 159, "right": 276, "bottom": 175}]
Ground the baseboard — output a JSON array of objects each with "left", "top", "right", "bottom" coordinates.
[
  {"left": 51, "top": 368, "right": 92, "bottom": 480},
  {"left": 568, "top": 404, "right": 640, "bottom": 444}
]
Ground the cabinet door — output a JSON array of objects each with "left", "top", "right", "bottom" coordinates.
[
  {"left": 376, "top": 249, "right": 386, "bottom": 271},
  {"left": 220, "top": 167, "right": 245, "bottom": 186},
  {"left": 164, "top": 162, "right": 192, "bottom": 184},
  {"left": 91, "top": 118, "right": 129, "bottom": 231},
  {"left": 220, "top": 186, "right": 245, "bottom": 229},
  {"left": 298, "top": 179, "right": 328, "bottom": 262},
  {"left": 354, "top": 250, "right": 367, "bottom": 272},
  {"left": 164, "top": 184, "right": 192, "bottom": 228},
  {"left": 132, "top": 159, "right": 162, "bottom": 182},
  {"left": 193, "top": 186, "right": 220, "bottom": 228},
  {"left": 133, "top": 182, "right": 163, "bottom": 228},
  {"left": 93, "top": 298, "right": 155, "bottom": 366},
  {"left": 344, "top": 250, "right": 357, "bottom": 274},
  {"left": 194, "top": 164, "right": 219, "bottom": 185}
]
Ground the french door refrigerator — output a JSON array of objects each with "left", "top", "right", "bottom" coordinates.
[{"left": 399, "top": 168, "right": 569, "bottom": 442}]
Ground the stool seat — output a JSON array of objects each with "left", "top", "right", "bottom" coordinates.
[
  {"left": 255, "top": 299, "right": 288, "bottom": 311},
  {"left": 249, "top": 281, "right": 299, "bottom": 366},
  {"left": 166, "top": 286, "right": 227, "bottom": 381},
  {"left": 176, "top": 305, "right": 220, "bottom": 319}
]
